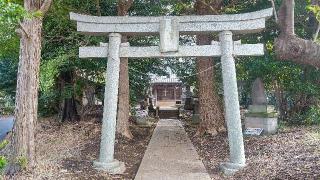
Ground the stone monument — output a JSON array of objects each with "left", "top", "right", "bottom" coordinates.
[
  {"left": 192, "top": 97, "right": 200, "bottom": 124},
  {"left": 184, "top": 85, "right": 193, "bottom": 110},
  {"left": 70, "top": 8, "right": 273, "bottom": 175},
  {"left": 245, "top": 78, "right": 278, "bottom": 134}
]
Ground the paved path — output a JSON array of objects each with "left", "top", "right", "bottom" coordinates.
[
  {"left": 0, "top": 116, "right": 14, "bottom": 141},
  {"left": 135, "top": 119, "right": 211, "bottom": 180}
]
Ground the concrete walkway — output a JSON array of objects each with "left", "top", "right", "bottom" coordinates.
[{"left": 135, "top": 119, "right": 211, "bottom": 180}]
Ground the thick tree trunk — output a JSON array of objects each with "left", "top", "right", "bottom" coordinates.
[
  {"left": 275, "top": 35, "right": 320, "bottom": 67},
  {"left": 116, "top": 0, "right": 133, "bottom": 139},
  {"left": 117, "top": 53, "right": 133, "bottom": 139},
  {"left": 60, "top": 71, "right": 80, "bottom": 122},
  {"left": 194, "top": 0, "right": 225, "bottom": 136},
  {"left": 9, "top": 1, "right": 52, "bottom": 173},
  {"left": 10, "top": 18, "right": 42, "bottom": 173},
  {"left": 62, "top": 97, "right": 79, "bottom": 122},
  {"left": 84, "top": 85, "right": 95, "bottom": 106},
  {"left": 195, "top": 35, "right": 225, "bottom": 136},
  {"left": 275, "top": 0, "right": 320, "bottom": 68}
]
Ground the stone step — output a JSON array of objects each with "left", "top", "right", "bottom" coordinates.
[{"left": 158, "top": 110, "right": 179, "bottom": 119}]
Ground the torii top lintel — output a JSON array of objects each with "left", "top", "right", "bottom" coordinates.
[{"left": 70, "top": 8, "right": 273, "bottom": 35}]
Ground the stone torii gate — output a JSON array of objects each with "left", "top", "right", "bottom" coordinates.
[{"left": 70, "top": 8, "right": 273, "bottom": 175}]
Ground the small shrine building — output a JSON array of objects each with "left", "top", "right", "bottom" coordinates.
[{"left": 150, "top": 76, "right": 183, "bottom": 108}]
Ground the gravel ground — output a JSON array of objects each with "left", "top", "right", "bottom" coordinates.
[
  {"left": 2, "top": 117, "right": 155, "bottom": 180},
  {"left": 183, "top": 119, "right": 320, "bottom": 180}
]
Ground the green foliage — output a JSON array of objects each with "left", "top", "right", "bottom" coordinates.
[
  {"left": 0, "top": 140, "right": 9, "bottom": 175},
  {"left": 304, "top": 106, "right": 320, "bottom": 125},
  {"left": 0, "top": 140, "right": 9, "bottom": 150},
  {"left": 0, "top": 0, "right": 25, "bottom": 24},
  {"left": 16, "top": 156, "right": 27, "bottom": 170},
  {"left": 307, "top": 1, "right": 320, "bottom": 21},
  {"left": 0, "top": 58, "right": 18, "bottom": 96},
  {"left": 0, "top": 156, "right": 7, "bottom": 173},
  {"left": 0, "top": 0, "right": 22, "bottom": 57}
]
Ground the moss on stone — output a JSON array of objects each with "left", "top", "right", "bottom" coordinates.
[{"left": 245, "top": 112, "right": 278, "bottom": 118}]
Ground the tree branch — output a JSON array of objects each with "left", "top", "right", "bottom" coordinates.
[
  {"left": 314, "top": 23, "right": 320, "bottom": 41},
  {"left": 275, "top": 35, "right": 320, "bottom": 68},
  {"left": 196, "top": 0, "right": 219, "bottom": 15},
  {"left": 275, "top": 0, "right": 320, "bottom": 68},
  {"left": 39, "top": 0, "right": 53, "bottom": 15},
  {"left": 270, "top": 0, "right": 278, "bottom": 23},
  {"left": 15, "top": 22, "right": 30, "bottom": 38},
  {"left": 117, "top": 0, "right": 134, "bottom": 16}
]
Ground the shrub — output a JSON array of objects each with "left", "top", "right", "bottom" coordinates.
[
  {"left": 304, "top": 106, "right": 320, "bottom": 125},
  {"left": 0, "top": 156, "right": 7, "bottom": 171},
  {"left": 0, "top": 140, "right": 8, "bottom": 150}
]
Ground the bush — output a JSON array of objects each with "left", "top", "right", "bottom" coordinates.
[
  {"left": 290, "top": 106, "right": 320, "bottom": 125},
  {"left": 0, "top": 140, "right": 9, "bottom": 176},
  {"left": 304, "top": 106, "right": 320, "bottom": 125},
  {"left": 0, "top": 140, "right": 8, "bottom": 150},
  {"left": 0, "top": 156, "right": 7, "bottom": 172},
  {"left": 0, "top": 94, "right": 14, "bottom": 115}
]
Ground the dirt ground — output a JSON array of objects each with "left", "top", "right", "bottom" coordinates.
[
  {"left": 2, "top": 117, "right": 155, "bottom": 180},
  {"left": 2, "top": 116, "right": 320, "bottom": 180},
  {"left": 183, "top": 119, "right": 320, "bottom": 180}
]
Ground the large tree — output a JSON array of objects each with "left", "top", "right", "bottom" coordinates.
[
  {"left": 275, "top": 0, "right": 320, "bottom": 68},
  {"left": 9, "top": 0, "right": 52, "bottom": 173},
  {"left": 194, "top": 0, "right": 225, "bottom": 136},
  {"left": 116, "top": 0, "right": 134, "bottom": 139}
]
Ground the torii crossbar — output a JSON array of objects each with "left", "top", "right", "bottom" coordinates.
[{"left": 70, "top": 8, "right": 273, "bottom": 175}]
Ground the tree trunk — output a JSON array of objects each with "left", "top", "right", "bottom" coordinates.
[
  {"left": 273, "top": 80, "right": 286, "bottom": 120},
  {"left": 275, "top": 0, "right": 320, "bottom": 68},
  {"left": 84, "top": 85, "right": 95, "bottom": 106},
  {"left": 116, "top": 0, "right": 133, "bottom": 139},
  {"left": 117, "top": 52, "right": 133, "bottom": 139},
  {"left": 10, "top": 18, "right": 41, "bottom": 173},
  {"left": 195, "top": 35, "right": 225, "bottom": 136},
  {"left": 275, "top": 35, "right": 320, "bottom": 67},
  {"left": 194, "top": 0, "right": 225, "bottom": 136},
  {"left": 60, "top": 71, "right": 80, "bottom": 122},
  {"left": 62, "top": 97, "right": 79, "bottom": 122},
  {"left": 9, "top": 0, "right": 52, "bottom": 173}
]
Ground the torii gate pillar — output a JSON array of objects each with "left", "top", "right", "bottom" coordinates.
[
  {"left": 93, "top": 33, "right": 125, "bottom": 174},
  {"left": 219, "top": 31, "right": 246, "bottom": 174}
]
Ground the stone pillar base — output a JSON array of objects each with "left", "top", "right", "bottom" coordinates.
[
  {"left": 93, "top": 159, "right": 126, "bottom": 174},
  {"left": 220, "top": 162, "right": 245, "bottom": 176}
]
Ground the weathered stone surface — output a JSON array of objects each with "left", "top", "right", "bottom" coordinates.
[
  {"left": 79, "top": 43, "right": 264, "bottom": 58},
  {"left": 246, "top": 79, "right": 278, "bottom": 135},
  {"left": 219, "top": 31, "right": 246, "bottom": 166},
  {"left": 251, "top": 78, "right": 267, "bottom": 105},
  {"left": 93, "top": 159, "right": 125, "bottom": 174},
  {"left": 220, "top": 162, "right": 246, "bottom": 176},
  {"left": 160, "top": 18, "right": 179, "bottom": 52},
  {"left": 94, "top": 33, "right": 125, "bottom": 173},
  {"left": 248, "top": 105, "right": 276, "bottom": 113},
  {"left": 70, "top": 8, "right": 273, "bottom": 35},
  {"left": 245, "top": 117, "right": 278, "bottom": 134},
  {"left": 135, "top": 119, "right": 211, "bottom": 180},
  {"left": 192, "top": 98, "right": 200, "bottom": 124}
]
